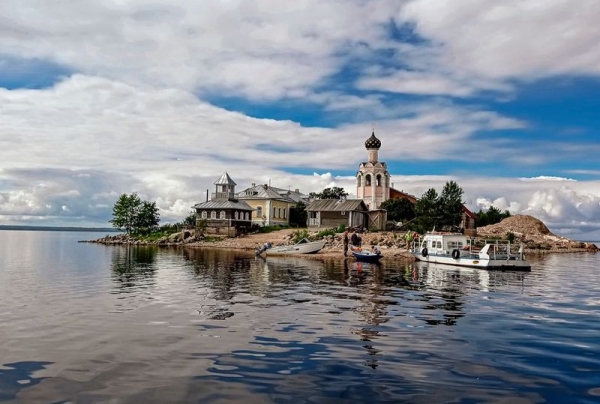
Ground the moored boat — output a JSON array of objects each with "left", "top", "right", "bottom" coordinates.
[
  {"left": 351, "top": 247, "right": 383, "bottom": 262},
  {"left": 410, "top": 232, "right": 531, "bottom": 270},
  {"left": 256, "top": 238, "right": 326, "bottom": 256}
]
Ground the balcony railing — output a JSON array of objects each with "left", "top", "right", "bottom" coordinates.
[{"left": 211, "top": 192, "right": 235, "bottom": 200}]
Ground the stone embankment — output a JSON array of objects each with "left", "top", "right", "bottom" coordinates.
[
  {"left": 85, "top": 228, "right": 415, "bottom": 260},
  {"left": 85, "top": 214, "right": 597, "bottom": 258}
]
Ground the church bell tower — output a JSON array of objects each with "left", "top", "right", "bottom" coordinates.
[{"left": 356, "top": 131, "right": 390, "bottom": 209}]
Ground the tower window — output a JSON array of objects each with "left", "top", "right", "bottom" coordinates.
[
  {"left": 376, "top": 175, "right": 381, "bottom": 186},
  {"left": 357, "top": 175, "right": 361, "bottom": 187},
  {"left": 365, "top": 174, "right": 372, "bottom": 186}
]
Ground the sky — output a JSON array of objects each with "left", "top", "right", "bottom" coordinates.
[{"left": 0, "top": 0, "right": 599, "bottom": 239}]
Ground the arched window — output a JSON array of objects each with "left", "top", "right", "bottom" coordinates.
[
  {"left": 256, "top": 206, "right": 262, "bottom": 218},
  {"left": 365, "top": 174, "right": 372, "bottom": 186},
  {"left": 283, "top": 208, "right": 286, "bottom": 219},
  {"left": 376, "top": 175, "right": 381, "bottom": 186},
  {"left": 273, "top": 207, "right": 276, "bottom": 217},
  {"left": 220, "top": 211, "right": 226, "bottom": 219},
  {"left": 357, "top": 175, "right": 361, "bottom": 187},
  {"left": 210, "top": 211, "right": 216, "bottom": 219},
  {"left": 244, "top": 212, "right": 248, "bottom": 220},
  {"left": 201, "top": 211, "right": 207, "bottom": 219},
  {"left": 234, "top": 211, "right": 239, "bottom": 220},
  {"left": 278, "top": 208, "right": 281, "bottom": 218}
]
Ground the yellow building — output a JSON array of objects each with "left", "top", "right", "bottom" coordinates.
[{"left": 237, "top": 184, "right": 309, "bottom": 226}]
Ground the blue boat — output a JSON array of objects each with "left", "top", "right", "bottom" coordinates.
[{"left": 351, "top": 248, "right": 383, "bottom": 262}]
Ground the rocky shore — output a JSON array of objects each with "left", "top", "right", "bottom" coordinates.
[{"left": 83, "top": 214, "right": 597, "bottom": 260}]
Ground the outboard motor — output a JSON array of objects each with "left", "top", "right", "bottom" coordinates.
[{"left": 255, "top": 242, "right": 272, "bottom": 256}]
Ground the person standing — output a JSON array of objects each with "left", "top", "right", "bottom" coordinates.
[
  {"left": 343, "top": 230, "right": 349, "bottom": 257},
  {"left": 351, "top": 231, "right": 359, "bottom": 247}
]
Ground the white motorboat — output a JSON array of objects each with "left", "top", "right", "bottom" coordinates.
[
  {"left": 410, "top": 232, "right": 531, "bottom": 270},
  {"left": 256, "top": 238, "right": 326, "bottom": 256}
]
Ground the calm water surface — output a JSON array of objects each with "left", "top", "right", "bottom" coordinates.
[{"left": 1, "top": 231, "right": 599, "bottom": 403}]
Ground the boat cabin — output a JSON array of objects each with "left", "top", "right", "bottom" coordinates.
[{"left": 418, "top": 233, "right": 469, "bottom": 256}]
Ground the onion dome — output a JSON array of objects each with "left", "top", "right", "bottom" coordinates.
[{"left": 365, "top": 131, "right": 381, "bottom": 149}]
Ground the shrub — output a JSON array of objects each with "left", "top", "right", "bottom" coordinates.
[
  {"left": 291, "top": 229, "right": 310, "bottom": 243},
  {"left": 506, "top": 231, "right": 516, "bottom": 243},
  {"left": 315, "top": 228, "right": 336, "bottom": 239}
]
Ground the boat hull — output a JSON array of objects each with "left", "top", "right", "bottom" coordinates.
[
  {"left": 265, "top": 240, "right": 326, "bottom": 256},
  {"left": 412, "top": 253, "right": 531, "bottom": 270},
  {"left": 352, "top": 250, "right": 382, "bottom": 262}
]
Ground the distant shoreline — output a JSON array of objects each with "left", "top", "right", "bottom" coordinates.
[{"left": 0, "top": 225, "right": 120, "bottom": 232}]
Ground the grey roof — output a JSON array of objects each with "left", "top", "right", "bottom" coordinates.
[
  {"left": 214, "top": 172, "right": 237, "bottom": 186},
  {"left": 237, "top": 184, "right": 296, "bottom": 203},
  {"left": 306, "top": 199, "right": 368, "bottom": 212},
  {"left": 193, "top": 199, "right": 254, "bottom": 211}
]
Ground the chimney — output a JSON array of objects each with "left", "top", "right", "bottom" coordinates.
[
  {"left": 252, "top": 183, "right": 255, "bottom": 187},
  {"left": 206, "top": 189, "right": 209, "bottom": 202},
  {"left": 295, "top": 189, "right": 299, "bottom": 193}
]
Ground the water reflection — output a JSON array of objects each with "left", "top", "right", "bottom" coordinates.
[
  {"left": 110, "top": 246, "right": 158, "bottom": 292},
  {"left": 0, "top": 361, "right": 53, "bottom": 402}
]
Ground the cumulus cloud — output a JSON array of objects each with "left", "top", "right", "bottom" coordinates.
[
  {"left": 396, "top": 0, "right": 600, "bottom": 95},
  {"left": 0, "top": 1, "right": 599, "bottom": 241}
]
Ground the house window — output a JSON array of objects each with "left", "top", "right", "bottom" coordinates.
[
  {"left": 283, "top": 208, "right": 286, "bottom": 219},
  {"left": 244, "top": 212, "right": 248, "bottom": 220},
  {"left": 365, "top": 174, "right": 371, "bottom": 186},
  {"left": 211, "top": 211, "right": 216, "bottom": 219},
  {"left": 278, "top": 208, "right": 281, "bottom": 218},
  {"left": 256, "top": 206, "right": 262, "bottom": 218},
  {"left": 273, "top": 207, "right": 276, "bottom": 217},
  {"left": 234, "top": 211, "right": 239, "bottom": 220},
  {"left": 201, "top": 211, "right": 207, "bottom": 219},
  {"left": 341, "top": 211, "right": 346, "bottom": 216},
  {"left": 310, "top": 211, "right": 318, "bottom": 219},
  {"left": 220, "top": 211, "right": 226, "bottom": 219}
]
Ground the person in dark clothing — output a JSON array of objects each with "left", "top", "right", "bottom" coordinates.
[
  {"left": 350, "top": 232, "right": 360, "bottom": 247},
  {"left": 343, "top": 230, "right": 349, "bottom": 257}
]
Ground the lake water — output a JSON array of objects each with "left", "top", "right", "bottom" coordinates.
[{"left": 1, "top": 231, "right": 599, "bottom": 403}]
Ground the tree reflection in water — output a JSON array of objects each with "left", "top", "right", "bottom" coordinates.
[{"left": 110, "top": 246, "right": 157, "bottom": 293}]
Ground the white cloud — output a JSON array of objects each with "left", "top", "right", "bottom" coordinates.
[
  {"left": 397, "top": 0, "right": 600, "bottom": 93},
  {"left": 0, "top": 1, "right": 599, "bottom": 240}
]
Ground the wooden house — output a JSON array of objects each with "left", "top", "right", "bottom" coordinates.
[
  {"left": 306, "top": 199, "right": 369, "bottom": 229},
  {"left": 192, "top": 172, "right": 254, "bottom": 236}
]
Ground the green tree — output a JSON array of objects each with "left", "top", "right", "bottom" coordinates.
[
  {"left": 109, "top": 193, "right": 160, "bottom": 235},
  {"left": 476, "top": 206, "right": 511, "bottom": 226},
  {"left": 415, "top": 188, "right": 440, "bottom": 232},
  {"left": 181, "top": 210, "right": 197, "bottom": 228},
  {"left": 309, "top": 187, "right": 348, "bottom": 200},
  {"left": 135, "top": 201, "right": 160, "bottom": 234},
  {"left": 438, "top": 181, "right": 464, "bottom": 227},
  {"left": 381, "top": 198, "right": 416, "bottom": 223},
  {"left": 110, "top": 193, "right": 142, "bottom": 234},
  {"left": 289, "top": 201, "right": 308, "bottom": 227}
]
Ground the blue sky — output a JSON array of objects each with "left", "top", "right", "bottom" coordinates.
[{"left": 1, "top": 0, "right": 600, "bottom": 239}]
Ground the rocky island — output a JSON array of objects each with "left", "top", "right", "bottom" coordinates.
[{"left": 85, "top": 214, "right": 597, "bottom": 259}]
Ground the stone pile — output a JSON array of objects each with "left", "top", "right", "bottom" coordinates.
[{"left": 477, "top": 215, "right": 598, "bottom": 253}]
